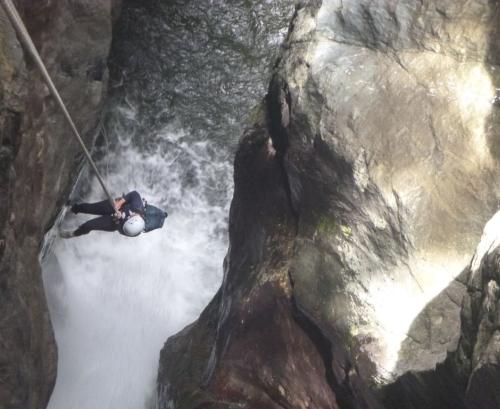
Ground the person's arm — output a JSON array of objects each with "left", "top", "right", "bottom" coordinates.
[{"left": 123, "top": 191, "right": 144, "bottom": 213}]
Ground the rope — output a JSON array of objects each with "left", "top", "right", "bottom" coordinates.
[{"left": 1, "top": 0, "right": 117, "bottom": 213}]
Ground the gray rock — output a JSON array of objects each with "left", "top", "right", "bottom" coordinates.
[
  {"left": 281, "top": 0, "right": 500, "bottom": 382},
  {"left": 0, "top": 2, "right": 120, "bottom": 408},
  {"left": 12, "top": 0, "right": 500, "bottom": 407},
  {"left": 159, "top": 0, "right": 500, "bottom": 408},
  {"left": 460, "top": 240, "right": 500, "bottom": 409}
]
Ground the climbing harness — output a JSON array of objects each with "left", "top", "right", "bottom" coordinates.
[{"left": 1, "top": 0, "right": 118, "bottom": 213}]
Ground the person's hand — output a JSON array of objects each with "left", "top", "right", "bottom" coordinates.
[
  {"left": 114, "top": 198, "right": 126, "bottom": 210},
  {"left": 112, "top": 211, "right": 123, "bottom": 223}
]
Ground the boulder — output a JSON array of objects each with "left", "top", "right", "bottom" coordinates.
[{"left": 159, "top": 0, "right": 500, "bottom": 408}]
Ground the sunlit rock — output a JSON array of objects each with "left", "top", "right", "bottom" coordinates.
[
  {"left": 385, "top": 210, "right": 500, "bottom": 408},
  {"left": 159, "top": 0, "right": 500, "bottom": 408},
  {"left": 280, "top": 0, "right": 500, "bottom": 384}
]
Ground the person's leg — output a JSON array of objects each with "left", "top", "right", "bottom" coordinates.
[
  {"left": 73, "top": 215, "right": 118, "bottom": 236},
  {"left": 72, "top": 199, "right": 114, "bottom": 216}
]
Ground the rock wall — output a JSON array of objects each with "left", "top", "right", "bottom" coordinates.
[
  {"left": 0, "top": 1, "right": 120, "bottom": 408},
  {"left": 462, "top": 216, "right": 500, "bottom": 409},
  {"left": 158, "top": 0, "right": 500, "bottom": 408},
  {"left": 382, "top": 211, "right": 500, "bottom": 409}
]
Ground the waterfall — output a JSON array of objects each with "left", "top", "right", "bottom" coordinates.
[{"left": 41, "top": 1, "right": 295, "bottom": 408}]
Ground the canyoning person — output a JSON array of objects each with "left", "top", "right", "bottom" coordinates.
[{"left": 61, "top": 190, "right": 168, "bottom": 238}]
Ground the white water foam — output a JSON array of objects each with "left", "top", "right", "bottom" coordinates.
[{"left": 43, "top": 123, "right": 230, "bottom": 409}]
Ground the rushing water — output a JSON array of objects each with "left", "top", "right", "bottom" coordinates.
[{"left": 42, "top": 2, "right": 295, "bottom": 409}]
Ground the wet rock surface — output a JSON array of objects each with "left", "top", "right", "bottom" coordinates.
[
  {"left": 0, "top": 1, "right": 120, "bottom": 408},
  {"left": 159, "top": 0, "right": 500, "bottom": 408},
  {"left": 384, "top": 213, "right": 500, "bottom": 409},
  {"left": 460, "top": 216, "right": 500, "bottom": 409}
]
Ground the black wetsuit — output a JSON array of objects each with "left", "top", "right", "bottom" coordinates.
[{"left": 72, "top": 191, "right": 145, "bottom": 236}]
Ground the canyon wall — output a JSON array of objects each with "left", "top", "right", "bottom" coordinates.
[
  {"left": 0, "top": 1, "right": 120, "bottom": 408},
  {"left": 158, "top": 1, "right": 500, "bottom": 408}
]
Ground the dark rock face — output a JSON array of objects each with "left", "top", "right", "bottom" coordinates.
[
  {"left": 460, "top": 217, "right": 500, "bottom": 409},
  {"left": 159, "top": 0, "right": 500, "bottom": 408},
  {"left": 0, "top": 1, "right": 120, "bottom": 408},
  {"left": 384, "top": 215, "right": 500, "bottom": 409},
  {"left": 159, "top": 113, "right": 341, "bottom": 409}
]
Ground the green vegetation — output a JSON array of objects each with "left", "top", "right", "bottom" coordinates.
[
  {"left": 316, "top": 214, "right": 352, "bottom": 239},
  {"left": 340, "top": 224, "right": 352, "bottom": 238}
]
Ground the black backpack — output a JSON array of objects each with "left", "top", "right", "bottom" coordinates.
[{"left": 143, "top": 203, "right": 168, "bottom": 232}]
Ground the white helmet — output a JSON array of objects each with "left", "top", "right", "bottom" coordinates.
[{"left": 122, "top": 215, "right": 145, "bottom": 237}]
